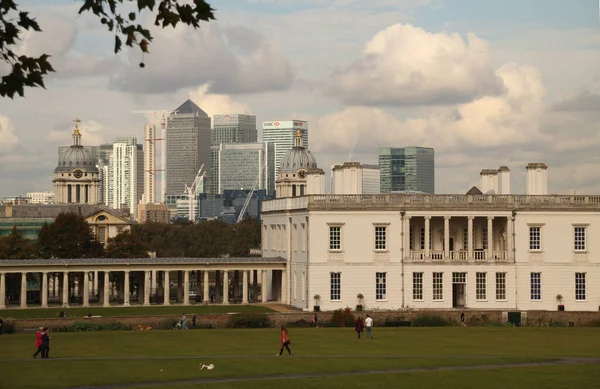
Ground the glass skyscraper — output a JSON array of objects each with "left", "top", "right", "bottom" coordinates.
[
  {"left": 262, "top": 120, "right": 308, "bottom": 176},
  {"left": 379, "top": 146, "right": 435, "bottom": 194},
  {"left": 218, "top": 142, "right": 275, "bottom": 195}
]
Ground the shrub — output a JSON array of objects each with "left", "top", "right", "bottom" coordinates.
[
  {"left": 69, "top": 321, "right": 129, "bottom": 332},
  {"left": 226, "top": 313, "right": 271, "bottom": 328},
  {"left": 412, "top": 315, "right": 448, "bottom": 327},
  {"left": 549, "top": 320, "right": 567, "bottom": 327},
  {"left": 287, "top": 319, "right": 312, "bottom": 328},
  {"left": 482, "top": 321, "right": 515, "bottom": 327},
  {"left": 1, "top": 319, "right": 16, "bottom": 334},
  {"left": 330, "top": 307, "right": 355, "bottom": 327}
]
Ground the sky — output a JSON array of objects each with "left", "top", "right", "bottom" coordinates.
[{"left": 0, "top": 0, "right": 599, "bottom": 197}]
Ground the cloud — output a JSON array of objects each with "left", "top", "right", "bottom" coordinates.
[
  {"left": 108, "top": 24, "right": 294, "bottom": 95},
  {"left": 188, "top": 84, "right": 253, "bottom": 118},
  {"left": 0, "top": 115, "right": 18, "bottom": 153},
  {"left": 551, "top": 91, "right": 600, "bottom": 112},
  {"left": 46, "top": 119, "right": 108, "bottom": 146},
  {"left": 325, "top": 24, "right": 504, "bottom": 106}
]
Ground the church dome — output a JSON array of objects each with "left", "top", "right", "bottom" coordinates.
[
  {"left": 279, "top": 129, "right": 318, "bottom": 172},
  {"left": 54, "top": 120, "right": 99, "bottom": 173}
]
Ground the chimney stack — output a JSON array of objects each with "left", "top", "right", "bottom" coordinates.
[
  {"left": 479, "top": 169, "right": 499, "bottom": 194},
  {"left": 526, "top": 163, "right": 548, "bottom": 195},
  {"left": 497, "top": 166, "right": 511, "bottom": 195}
]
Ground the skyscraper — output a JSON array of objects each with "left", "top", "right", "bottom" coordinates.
[
  {"left": 262, "top": 120, "right": 308, "bottom": 176},
  {"left": 143, "top": 124, "right": 156, "bottom": 203},
  {"left": 165, "top": 99, "right": 211, "bottom": 202},
  {"left": 379, "top": 146, "right": 435, "bottom": 194},
  {"left": 109, "top": 137, "right": 140, "bottom": 216},
  {"left": 218, "top": 142, "right": 275, "bottom": 195},
  {"left": 209, "top": 114, "right": 257, "bottom": 195}
]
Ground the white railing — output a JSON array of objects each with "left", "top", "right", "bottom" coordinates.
[
  {"left": 430, "top": 251, "right": 444, "bottom": 261},
  {"left": 451, "top": 251, "right": 468, "bottom": 261},
  {"left": 474, "top": 251, "right": 487, "bottom": 261},
  {"left": 411, "top": 251, "right": 425, "bottom": 261},
  {"left": 493, "top": 251, "right": 507, "bottom": 261}
]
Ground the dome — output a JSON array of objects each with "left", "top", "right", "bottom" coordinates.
[
  {"left": 54, "top": 120, "right": 99, "bottom": 173},
  {"left": 279, "top": 147, "right": 318, "bottom": 172}
]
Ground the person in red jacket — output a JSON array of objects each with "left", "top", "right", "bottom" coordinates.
[
  {"left": 277, "top": 325, "right": 292, "bottom": 356},
  {"left": 355, "top": 316, "right": 364, "bottom": 339},
  {"left": 33, "top": 326, "right": 43, "bottom": 359}
]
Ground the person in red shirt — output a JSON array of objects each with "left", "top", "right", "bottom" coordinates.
[
  {"left": 33, "top": 326, "right": 43, "bottom": 359},
  {"left": 277, "top": 325, "right": 292, "bottom": 356}
]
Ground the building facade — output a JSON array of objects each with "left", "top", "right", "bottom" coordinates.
[
  {"left": 331, "top": 163, "right": 381, "bottom": 195},
  {"left": 209, "top": 114, "right": 257, "bottom": 195},
  {"left": 26, "top": 192, "right": 55, "bottom": 204},
  {"left": 261, "top": 194, "right": 600, "bottom": 312},
  {"left": 379, "top": 146, "right": 435, "bottom": 194},
  {"left": 218, "top": 142, "right": 275, "bottom": 195},
  {"left": 143, "top": 124, "right": 157, "bottom": 204},
  {"left": 262, "top": 120, "right": 308, "bottom": 177},
  {"left": 107, "top": 137, "right": 141, "bottom": 217},
  {"left": 165, "top": 99, "right": 211, "bottom": 200},
  {"left": 137, "top": 203, "right": 170, "bottom": 224}
]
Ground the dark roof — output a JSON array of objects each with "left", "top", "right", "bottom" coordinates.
[
  {"left": 173, "top": 99, "right": 208, "bottom": 117},
  {"left": 0, "top": 257, "right": 287, "bottom": 267},
  {"left": 466, "top": 186, "right": 483, "bottom": 195}
]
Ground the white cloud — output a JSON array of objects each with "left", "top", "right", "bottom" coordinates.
[
  {"left": 46, "top": 120, "right": 108, "bottom": 146},
  {"left": 326, "top": 23, "right": 504, "bottom": 106},
  {"left": 0, "top": 115, "right": 18, "bottom": 153},
  {"left": 189, "top": 84, "right": 253, "bottom": 118}
]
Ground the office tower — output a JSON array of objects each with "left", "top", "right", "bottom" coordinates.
[
  {"left": 143, "top": 124, "right": 156, "bottom": 203},
  {"left": 262, "top": 120, "right": 308, "bottom": 176},
  {"left": 210, "top": 114, "right": 257, "bottom": 195},
  {"left": 379, "top": 146, "right": 435, "bottom": 194},
  {"left": 218, "top": 142, "right": 275, "bottom": 195},
  {"left": 109, "top": 137, "right": 139, "bottom": 216},
  {"left": 165, "top": 99, "right": 211, "bottom": 202}
]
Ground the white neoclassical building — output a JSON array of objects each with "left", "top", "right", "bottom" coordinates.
[{"left": 261, "top": 194, "right": 600, "bottom": 312}]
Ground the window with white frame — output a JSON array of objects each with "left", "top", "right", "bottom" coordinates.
[
  {"left": 482, "top": 228, "right": 488, "bottom": 250},
  {"left": 476, "top": 272, "right": 487, "bottom": 300},
  {"left": 375, "top": 225, "right": 387, "bottom": 250},
  {"left": 530, "top": 272, "right": 541, "bottom": 300},
  {"left": 463, "top": 228, "right": 468, "bottom": 250},
  {"left": 529, "top": 226, "right": 541, "bottom": 251},
  {"left": 329, "top": 225, "right": 341, "bottom": 250},
  {"left": 409, "top": 228, "right": 413, "bottom": 250},
  {"left": 330, "top": 272, "right": 341, "bottom": 301},
  {"left": 432, "top": 272, "right": 443, "bottom": 301},
  {"left": 574, "top": 226, "right": 586, "bottom": 251},
  {"left": 413, "top": 272, "right": 423, "bottom": 300},
  {"left": 496, "top": 272, "right": 506, "bottom": 300},
  {"left": 376, "top": 272, "right": 387, "bottom": 300},
  {"left": 420, "top": 228, "right": 432, "bottom": 250},
  {"left": 575, "top": 273, "right": 586, "bottom": 301}
]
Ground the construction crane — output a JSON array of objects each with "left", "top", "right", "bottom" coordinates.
[
  {"left": 237, "top": 162, "right": 267, "bottom": 223},
  {"left": 184, "top": 164, "right": 207, "bottom": 222}
]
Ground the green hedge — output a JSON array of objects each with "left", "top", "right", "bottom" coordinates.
[
  {"left": 69, "top": 321, "right": 130, "bottom": 332},
  {"left": 226, "top": 313, "right": 271, "bottom": 328}
]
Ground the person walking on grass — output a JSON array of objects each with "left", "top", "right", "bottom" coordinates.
[
  {"left": 33, "top": 326, "right": 43, "bottom": 358},
  {"left": 355, "top": 316, "right": 364, "bottom": 339},
  {"left": 41, "top": 328, "right": 51, "bottom": 359},
  {"left": 365, "top": 314, "right": 374, "bottom": 339},
  {"left": 277, "top": 325, "right": 292, "bottom": 356},
  {"left": 192, "top": 313, "right": 197, "bottom": 329},
  {"left": 181, "top": 314, "right": 188, "bottom": 330}
]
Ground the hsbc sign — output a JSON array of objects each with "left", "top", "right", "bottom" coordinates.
[
  {"left": 263, "top": 121, "right": 280, "bottom": 127},
  {"left": 263, "top": 120, "right": 307, "bottom": 129}
]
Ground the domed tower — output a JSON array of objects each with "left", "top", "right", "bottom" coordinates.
[
  {"left": 53, "top": 118, "right": 101, "bottom": 204},
  {"left": 276, "top": 129, "right": 324, "bottom": 198}
]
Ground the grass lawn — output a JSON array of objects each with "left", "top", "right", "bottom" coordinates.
[
  {"left": 0, "top": 327, "right": 598, "bottom": 389},
  {"left": 0, "top": 305, "right": 275, "bottom": 319}
]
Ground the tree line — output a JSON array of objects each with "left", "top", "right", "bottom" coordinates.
[{"left": 0, "top": 212, "right": 262, "bottom": 260}]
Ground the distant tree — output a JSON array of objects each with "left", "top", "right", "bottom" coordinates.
[
  {"left": 104, "top": 229, "right": 150, "bottom": 258},
  {"left": 0, "top": 0, "right": 216, "bottom": 98},
  {"left": 227, "top": 220, "right": 261, "bottom": 257},
  {"left": 0, "top": 226, "right": 38, "bottom": 259},
  {"left": 37, "top": 212, "right": 104, "bottom": 258}
]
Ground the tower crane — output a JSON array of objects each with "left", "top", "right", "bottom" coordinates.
[
  {"left": 184, "top": 164, "right": 207, "bottom": 222},
  {"left": 237, "top": 162, "right": 267, "bottom": 224}
]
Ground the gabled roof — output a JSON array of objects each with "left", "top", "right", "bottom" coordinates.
[
  {"left": 173, "top": 99, "right": 208, "bottom": 117},
  {"left": 85, "top": 206, "right": 131, "bottom": 224},
  {"left": 466, "top": 186, "right": 483, "bottom": 195}
]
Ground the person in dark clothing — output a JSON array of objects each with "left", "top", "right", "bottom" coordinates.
[
  {"left": 41, "top": 328, "right": 51, "bottom": 359},
  {"left": 355, "top": 317, "right": 364, "bottom": 339},
  {"left": 191, "top": 313, "right": 197, "bottom": 329},
  {"left": 460, "top": 312, "right": 467, "bottom": 327},
  {"left": 0, "top": 317, "right": 3, "bottom": 334}
]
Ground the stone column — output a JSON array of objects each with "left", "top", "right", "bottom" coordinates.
[
  {"left": 203, "top": 271, "right": 209, "bottom": 303},
  {"left": 62, "top": 272, "right": 69, "bottom": 308},
  {"left": 123, "top": 271, "right": 130, "bottom": 306},
  {"left": 93, "top": 270, "right": 98, "bottom": 296},
  {"left": 183, "top": 270, "right": 190, "bottom": 305},
  {"left": 82, "top": 271, "right": 90, "bottom": 307},
  {"left": 144, "top": 270, "right": 151, "bottom": 306},
  {"left": 468, "top": 216, "right": 474, "bottom": 260},
  {"left": 222, "top": 270, "right": 229, "bottom": 305},
  {"left": 261, "top": 270, "right": 267, "bottom": 303},
  {"left": 151, "top": 270, "right": 157, "bottom": 293},
  {"left": 20, "top": 272, "right": 27, "bottom": 308},
  {"left": 281, "top": 269, "right": 287, "bottom": 304},
  {"left": 41, "top": 272, "right": 48, "bottom": 308},
  {"left": 103, "top": 271, "right": 110, "bottom": 307},
  {"left": 163, "top": 271, "right": 170, "bottom": 305},
  {"left": 424, "top": 216, "right": 430, "bottom": 259},
  {"left": 0, "top": 272, "right": 5, "bottom": 309},
  {"left": 487, "top": 216, "right": 494, "bottom": 260},
  {"left": 242, "top": 270, "right": 248, "bottom": 304},
  {"left": 444, "top": 216, "right": 450, "bottom": 260}
]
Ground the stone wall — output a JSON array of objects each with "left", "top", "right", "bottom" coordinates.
[{"left": 6, "top": 309, "right": 599, "bottom": 332}]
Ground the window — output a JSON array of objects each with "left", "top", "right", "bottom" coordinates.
[
  {"left": 530, "top": 272, "right": 541, "bottom": 300},
  {"left": 496, "top": 272, "right": 506, "bottom": 300},
  {"left": 409, "top": 228, "right": 413, "bottom": 250},
  {"left": 432, "top": 272, "right": 443, "bottom": 301},
  {"left": 375, "top": 226, "right": 387, "bottom": 250},
  {"left": 574, "top": 227, "right": 586, "bottom": 251},
  {"left": 463, "top": 228, "right": 468, "bottom": 250},
  {"left": 529, "top": 227, "right": 541, "bottom": 251},
  {"left": 476, "top": 272, "right": 487, "bottom": 300},
  {"left": 376, "top": 272, "right": 387, "bottom": 300},
  {"left": 329, "top": 226, "right": 341, "bottom": 250},
  {"left": 330, "top": 272, "right": 341, "bottom": 301},
  {"left": 482, "top": 228, "right": 488, "bottom": 250},
  {"left": 413, "top": 272, "right": 423, "bottom": 300},
  {"left": 575, "top": 273, "right": 586, "bottom": 301},
  {"left": 420, "top": 228, "right": 432, "bottom": 250}
]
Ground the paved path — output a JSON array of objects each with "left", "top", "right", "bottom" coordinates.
[{"left": 19, "top": 355, "right": 591, "bottom": 389}]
